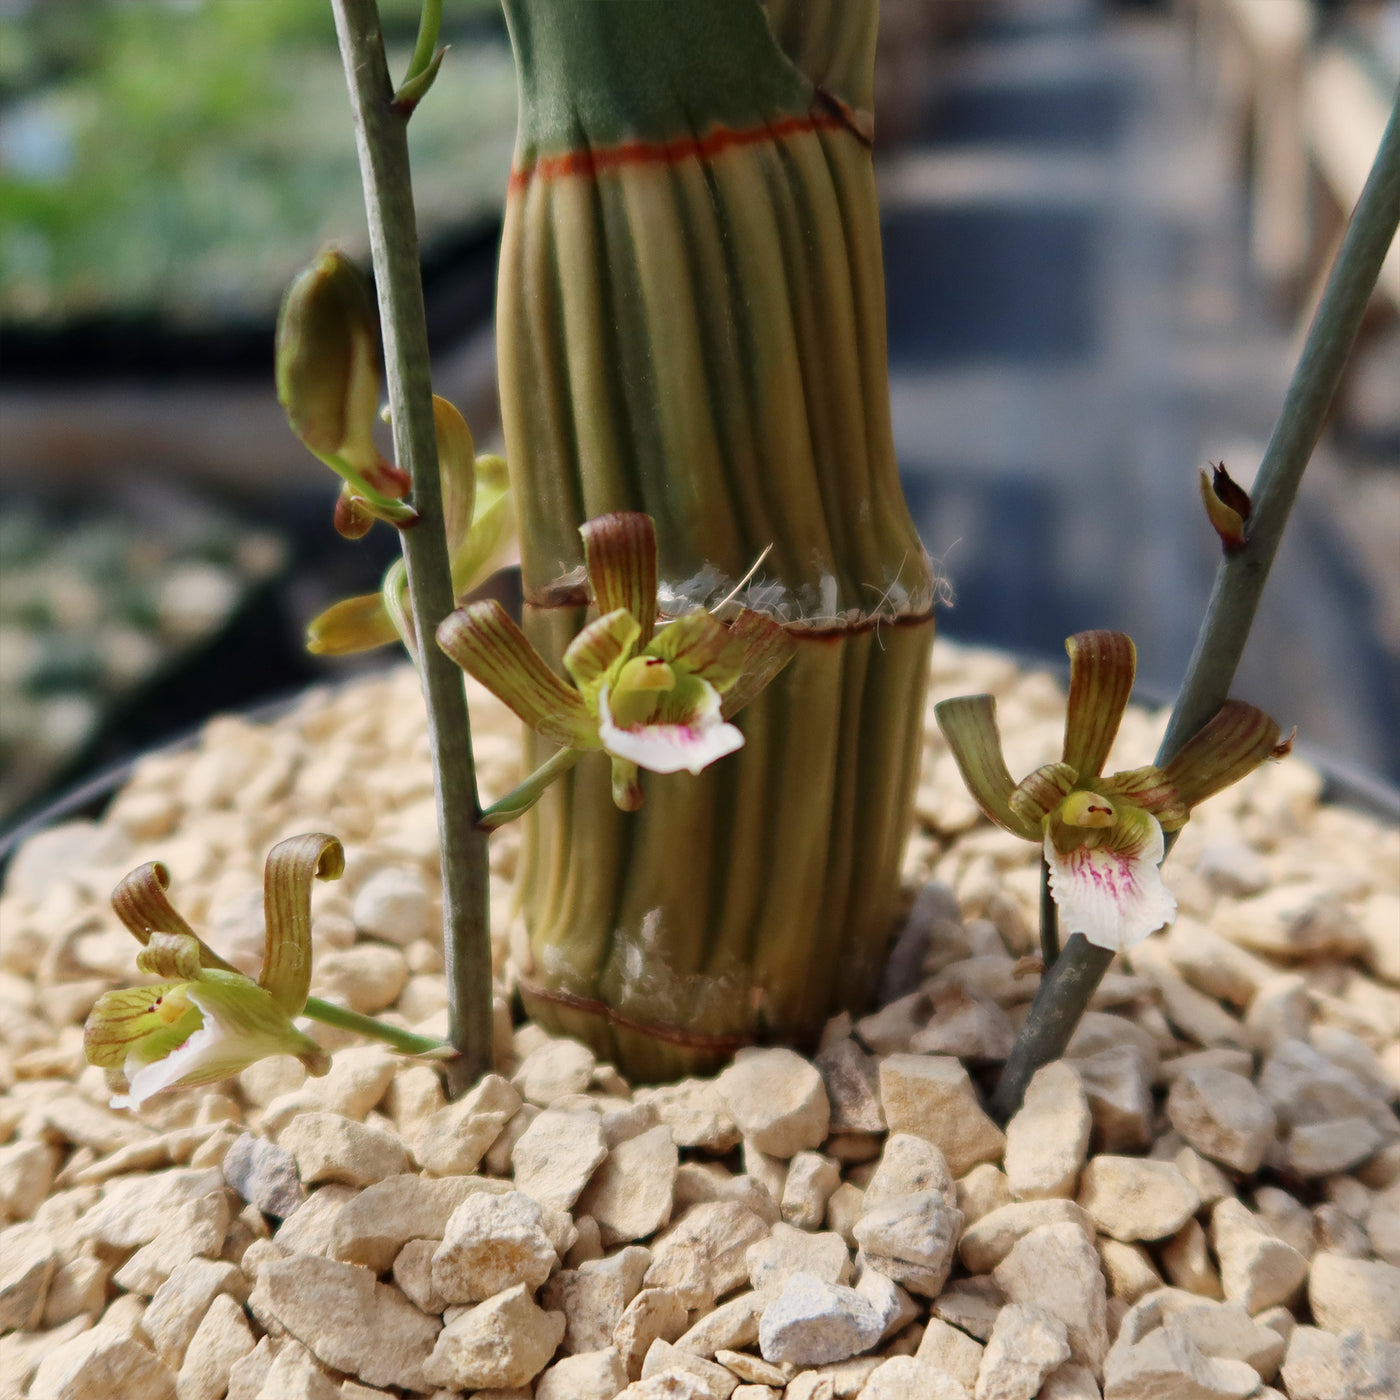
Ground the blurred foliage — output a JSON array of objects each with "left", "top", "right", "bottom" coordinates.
[{"left": 0, "top": 0, "right": 516, "bottom": 323}]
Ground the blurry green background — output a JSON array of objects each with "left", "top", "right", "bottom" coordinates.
[{"left": 0, "top": 0, "right": 516, "bottom": 324}]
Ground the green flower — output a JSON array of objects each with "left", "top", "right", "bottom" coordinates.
[
  {"left": 935, "top": 631, "right": 1287, "bottom": 951},
  {"left": 438, "top": 511, "right": 796, "bottom": 810},
  {"left": 84, "top": 834, "right": 343, "bottom": 1108}
]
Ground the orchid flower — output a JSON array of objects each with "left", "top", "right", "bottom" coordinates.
[
  {"left": 306, "top": 395, "right": 515, "bottom": 658},
  {"left": 935, "top": 631, "right": 1287, "bottom": 952},
  {"left": 438, "top": 512, "right": 796, "bottom": 810},
  {"left": 84, "top": 835, "right": 344, "bottom": 1109}
]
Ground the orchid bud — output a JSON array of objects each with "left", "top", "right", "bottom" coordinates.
[{"left": 277, "top": 250, "right": 384, "bottom": 476}]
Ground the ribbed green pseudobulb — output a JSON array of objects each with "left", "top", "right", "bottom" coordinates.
[{"left": 497, "top": 0, "right": 935, "bottom": 1078}]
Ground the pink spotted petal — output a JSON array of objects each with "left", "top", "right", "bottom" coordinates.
[
  {"left": 597, "top": 677, "right": 744, "bottom": 776},
  {"left": 1044, "top": 813, "right": 1176, "bottom": 953}
]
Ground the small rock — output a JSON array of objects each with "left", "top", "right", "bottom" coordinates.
[
  {"left": 916, "top": 1316, "right": 985, "bottom": 1389},
  {"left": 619, "top": 1373, "right": 713, "bottom": 1400},
  {"left": 646, "top": 1202, "right": 771, "bottom": 1309},
  {"left": 576, "top": 1125, "right": 679, "bottom": 1246},
  {"left": 1077, "top": 1157, "right": 1201, "bottom": 1242},
  {"left": 413, "top": 1072, "right": 522, "bottom": 1176},
  {"left": 757, "top": 1272, "right": 885, "bottom": 1366},
  {"left": 863, "top": 1133, "right": 956, "bottom": 1211},
  {"left": 1252, "top": 1186, "right": 1315, "bottom": 1260},
  {"left": 511, "top": 1108, "right": 609, "bottom": 1211},
  {"left": 312, "top": 944, "right": 407, "bottom": 1014},
  {"left": 432, "top": 1190, "right": 559, "bottom": 1303},
  {"left": 143, "top": 1257, "right": 246, "bottom": 1368},
  {"left": 781, "top": 1151, "right": 841, "bottom": 1230},
  {"left": 635, "top": 1080, "right": 742, "bottom": 1153},
  {"left": 222, "top": 1135, "right": 304, "bottom": 1219},
  {"left": 113, "top": 1190, "right": 230, "bottom": 1295},
  {"left": 1098, "top": 1238, "right": 1163, "bottom": 1304},
  {"left": 714, "top": 1350, "right": 788, "bottom": 1387},
  {"left": 0, "top": 1139, "right": 58, "bottom": 1221},
  {"left": 1245, "top": 975, "right": 1312, "bottom": 1054},
  {"left": 865, "top": 1355, "right": 971, "bottom": 1399},
  {"left": 746, "top": 1223, "right": 852, "bottom": 1295},
  {"left": 351, "top": 866, "right": 432, "bottom": 945},
  {"left": 641, "top": 1339, "right": 739, "bottom": 1399},
  {"left": 1211, "top": 1199, "right": 1308, "bottom": 1313},
  {"left": 932, "top": 1276, "right": 1005, "bottom": 1342},
  {"left": 1103, "top": 1326, "right": 1260, "bottom": 1400},
  {"left": 1167, "top": 1068, "right": 1277, "bottom": 1174},
  {"left": 248, "top": 1250, "right": 440, "bottom": 1391},
  {"left": 393, "top": 1237, "right": 447, "bottom": 1313},
  {"left": 1163, "top": 1299, "right": 1286, "bottom": 1381},
  {"left": 541, "top": 1249, "right": 647, "bottom": 1355},
  {"left": 423, "top": 1283, "right": 566, "bottom": 1391},
  {"left": 814, "top": 1038, "right": 886, "bottom": 1134},
  {"left": 251, "top": 1338, "right": 340, "bottom": 1400},
  {"left": 672, "top": 1291, "right": 765, "bottom": 1358},
  {"left": 1161, "top": 1218, "right": 1224, "bottom": 1299},
  {"left": 513, "top": 1039, "right": 597, "bottom": 1106},
  {"left": 330, "top": 1172, "right": 489, "bottom": 1272},
  {"left": 1280, "top": 1325, "right": 1400, "bottom": 1400},
  {"left": 909, "top": 987, "right": 1017, "bottom": 1063},
  {"left": 716, "top": 1050, "right": 830, "bottom": 1159},
  {"left": 1259, "top": 1039, "right": 1388, "bottom": 1131},
  {"left": 1071, "top": 1047, "right": 1155, "bottom": 1153},
  {"left": 993, "top": 1223, "right": 1109, "bottom": 1371},
  {"left": 852, "top": 1189, "right": 962, "bottom": 1297},
  {"left": 0, "top": 1220, "right": 54, "bottom": 1330},
  {"left": 974, "top": 1303, "right": 1071, "bottom": 1400},
  {"left": 278, "top": 1112, "right": 410, "bottom": 1188},
  {"left": 1215, "top": 883, "right": 1365, "bottom": 961},
  {"left": 1003, "top": 1062, "right": 1091, "bottom": 1201},
  {"left": 614, "top": 1288, "right": 690, "bottom": 1379},
  {"left": 176, "top": 1293, "right": 255, "bottom": 1400},
  {"left": 957, "top": 1164, "right": 1014, "bottom": 1224},
  {"left": 958, "top": 1200, "right": 1094, "bottom": 1274},
  {"left": 1287, "top": 1118, "right": 1387, "bottom": 1178},
  {"left": 79, "top": 1167, "right": 226, "bottom": 1251},
  {"left": 535, "top": 1346, "right": 630, "bottom": 1400},
  {"left": 268, "top": 1182, "right": 358, "bottom": 1259},
  {"left": 27, "top": 1323, "right": 176, "bottom": 1400},
  {"left": 1039, "top": 1363, "right": 1102, "bottom": 1400},
  {"left": 1307, "top": 1252, "right": 1400, "bottom": 1342},
  {"left": 878, "top": 1055, "right": 1005, "bottom": 1177}
]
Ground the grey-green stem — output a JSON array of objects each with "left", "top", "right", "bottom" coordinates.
[
  {"left": 331, "top": 0, "right": 492, "bottom": 1097},
  {"left": 993, "top": 90, "right": 1400, "bottom": 1124}
]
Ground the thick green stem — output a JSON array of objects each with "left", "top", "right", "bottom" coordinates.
[
  {"left": 478, "top": 747, "right": 583, "bottom": 831},
  {"left": 996, "top": 90, "right": 1400, "bottom": 1124},
  {"left": 304, "top": 995, "right": 448, "bottom": 1056},
  {"left": 331, "top": 0, "right": 492, "bottom": 1097}
]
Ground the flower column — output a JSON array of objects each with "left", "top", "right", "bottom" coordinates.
[{"left": 496, "top": 0, "right": 935, "bottom": 1078}]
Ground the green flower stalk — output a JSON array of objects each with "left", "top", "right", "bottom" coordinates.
[
  {"left": 495, "top": 0, "right": 936, "bottom": 1075},
  {"left": 937, "top": 631, "right": 1287, "bottom": 955}
]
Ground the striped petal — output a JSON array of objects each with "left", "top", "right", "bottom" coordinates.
[
  {"left": 563, "top": 608, "right": 642, "bottom": 708},
  {"left": 1062, "top": 631, "right": 1136, "bottom": 780},
  {"left": 1045, "top": 806, "right": 1176, "bottom": 953},
  {"left": 1100, "top": 764, "right": 1191, "bottom": 831},
  {"left": 438, "top": 600, "right": 598, "bottom": 749},
  {"left": 110, "top": 863, "right": 238, "bottom": 973},
  {"left": 581, "top": 513, "right": 659, "bottom": 648},
  {"left": 1159, "top": 700, "right": 1285, "bottom": 810},
  {"left": 1009, "top": 762, "right": 1077, "bottom": 829},
  {"left": 934, "top": 695, "right": 1039, "bottom": 840},
  {"left": 261, "top": 834, "right": 344, "bottom": 1015},
  {"left": 718, "top": 609, "right": 797, "bottom": 717}
]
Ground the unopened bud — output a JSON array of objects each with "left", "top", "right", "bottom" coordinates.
[
  {"left": 1199, "top": 461, "right": 1250, "bottom": 554},
  {"left": 277, "top": 250, "right": 382, "bottom": 470},
  {"left": 333, "top": 484, "right": 375, "bottom": 540}
]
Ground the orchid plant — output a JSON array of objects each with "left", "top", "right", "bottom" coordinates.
[{"left": 936, "top": 630, "right": 1288, "bottom": 956}]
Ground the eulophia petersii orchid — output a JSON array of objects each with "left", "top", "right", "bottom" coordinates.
[
  {"left": 84, "top": 834, "right": 343, "bottom": 1108},
  {"left": 438, "top": 511, "right": 795, "bottom": 811},
  {"left": 936, "top": 630, "right": 1288, "bottom": 952}
]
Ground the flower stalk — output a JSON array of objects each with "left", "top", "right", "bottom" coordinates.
[
  {"left": 330, "top": 0, "right": 491, "bottom": 1096},
  {"left": 989, "top": 88, "right": 1400, "bottom": 1122}
]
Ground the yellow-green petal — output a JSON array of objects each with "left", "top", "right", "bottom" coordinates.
[
  {"left": 1062, "top": 630, "right": 1137, "bottom": 780},
  {"left": 438, "top": 600, "right": 598, "bottom": 749},
  {"left": 305, "top": 592, "right": 401, "bottom": 656},
  {"left": 1160, "top": 700, "right": 1284, "bottom": 810},
  {"left": 563, "top": 608, "right": 642, "bottom": 708},
  {"left": 1009, "top": 761, "right": 1077, "bottom": 829},
  {"left": 934, "top": 694, "right": 1039, "bottom": 840},
  {"left": 581, "top": 513, "right": 659, "bottom": 648},
  {"left": 110, "top": 863, "right": 238, "bottom": 973},
  {"left": 261, "top": 833, "right": 344, "bottom": 1015}
]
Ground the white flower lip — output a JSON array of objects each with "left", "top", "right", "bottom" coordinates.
[
  {"left": 597, "top": 678, "right": 745, "bottom": 776},
  {"left": 1043, "top": 815, "right": 1177, "bottom": 952}
]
